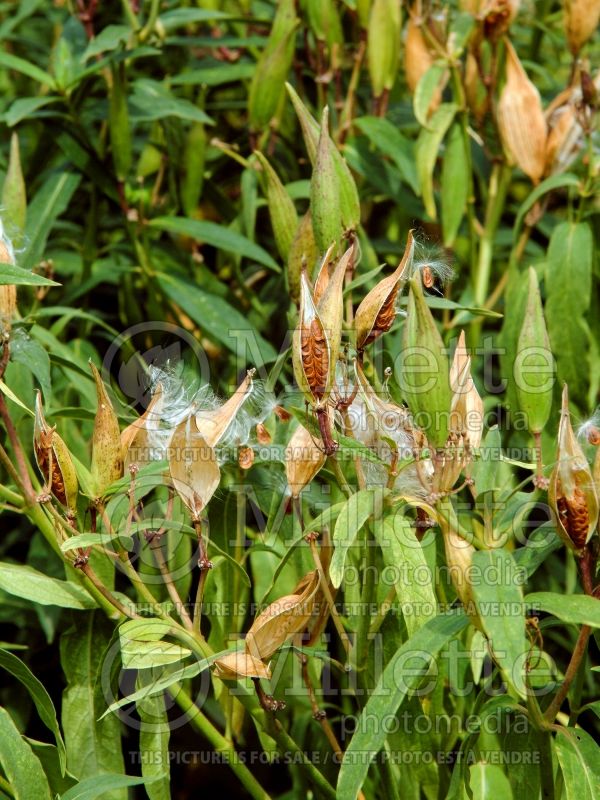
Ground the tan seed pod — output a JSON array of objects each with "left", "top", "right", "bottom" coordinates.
[
  {"left": 168, "top": 415, "right": 220, "bottom": 521},
  {"left": 312, "top": 242, "right": 337, "bottom": 305},
  {"left": 564, "top": 0, "right": 600, "bottom": 54},
  {"left": 285, "top": 421, "right": 327, "bottom": 498},
  {"left": 0, "top": 235, "right": 17, "bottom": 332},
  {"left": 354, "top": 231, "right": 414, "bottom": 350},
  {"left": 121, "top": 383, "right": 164, "bottom": 468},
  {"left": 405, "top": 18, "right": 446, "bottom": 111},
  {"left": 33, "top": 391, "right": 79, "bottom": 511},
  {"left": 90, "top": 361, "right": 123, "bottom": 497},
  {"left": 245, "top": 570, "right": 320, "bottom": 661},
  {"left": 548, "top": 385, "right": 599, "bottom": 553},
  {"left": 497, "top": 39, "right": 547, "bottom": 183},
  {"left": 195, "top": 369, "right": 255, "bottom": 448},
  {"left": 481, "top": 0, "right": 520, "bottom": 38},
  {"left": 213, "top": 651, "right": 272, "bottom": 681},
  {"left": 449, "top": 331, "right": 484, "bottom": 451},
  {"left": 292, "top": 273, "right": 330, "bottom": 406}
]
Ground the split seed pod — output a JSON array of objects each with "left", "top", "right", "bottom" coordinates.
[
  {"left": 564, "top": 0, "right": 600, "bottom": 54},
  {"left": 285, "top": 421, "right": 327, "bottom": 497},
  {"left": 90, "top": 362, "right": 123, "bottom": 497},
  {"left": 549, "top": 385, "right": 599, "bottom": 553},
  {"left": 354, "top": 231, "right": 414, "bottom": 350},
  {"left": 292, "top": 273, "right": 331, "bottom": 407},
  {"left": 245, "top": 571, "right": 320, "bottom": 661},
  {"left": 497, "top": 39, "right": 547, "bottom": 184},
  {"left": 168, "top": 415, "right": 220, "bottom": 521},
  {"left": 121, "top": 383, "right": 164, "bottom": 469},
  {"left": 213, "top": 651, "right": 271, "bottom": 681},
  {"left": 195, "top": 369, "right": 256, "bottom": 448},
  {"left": 34, "top": 392, "right": 79, "bottom": 512},
  {"left": 0, "top": 233, "right": 17, "bottom": 333}
]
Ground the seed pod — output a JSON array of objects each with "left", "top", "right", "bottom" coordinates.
[
  {"left": 0, "top": 233, "right": 17, "bottom": 333},
  {"left": 481, "top": 0, "right": 520, "bottom": 39},
  {"left": 169, "top": 415, "right": 220, "bottom": 521},
  {"left": 354, "top": 231, "right": 414, "bottom": 350},
  {"left": 357, "top": 0, "right": 372, "bottom": 28},
  {"left": 121, "top": 383, "right": 164, "bottom": 469},
  {"left": 254, "top": 151, "right": 298, "bottom": 262},
  {"left": 180, "top": 121, "right": 206, "bottom": 217},
  {"left": 288, "top": 211, "right": 318, "bottom": 305},
  {"left": 564, "top": 0, "right": 600, "bottom": 54},
  {"left": 312, "top": 242, "right": 337, "bottom": 305},
  {"left": 441, "top": 525, "right": 480, "bottom": 626},
  {"left": 90, "top": 362, "right": 123, "bottom": 497},
  {"left": 316, "top": 242, "right": 354, "bottom": 392},
  {"left": 405, "top": 18, "right": 434, "bottom": 94},
  {"left": 34, "top": 392, "right": 79, "bottom": 512},
  {"left": 306, "top": 0, "right": 343, "bottom": 49},
  {"left": 515, "top": 268, "right": 553, "bottom": 436},
  {"left": 213, "top": 651, "right": 271, "bottom": 681},
  {"left": 248, "top": 0, "right": 298, "bottom": 133},
  {"left": 549, "top": 385, "right": 599, "bottom": 553},
  {"left": 109, "top": 63, "right": 132, "bottom": 182},
  {"left": 1, "top": 133, "right": 27, "bottom": 243},
  {"left": 497, "top": 39, "right": 547, "bottom": 184},
  {"left": 285, "top": 422, "right": 327, "bottom": 497},
  {"left": 292, "top": 272, "right": 331, "bottom": 406},
  {"left": 285, "top": 83, "right": 360, "bottom": 233},
  {"left": 195, "top": 369, "right": 256, "bottom": 448},
  {"left": 367, "top": 0, "right": 402, "bottom": 101},
  {"left": 402, "top": 277, "right": 452, "bottom": 449},
  {"left": 245, "top": 570, "right": 320, "bottom": 660},
  {"left": 310, "top": 107, "right": 342, "bottom": 255}
]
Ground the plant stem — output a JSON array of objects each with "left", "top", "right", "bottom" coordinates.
[{"left": 543, "top": 624, "right": 592, "bottom": 723}]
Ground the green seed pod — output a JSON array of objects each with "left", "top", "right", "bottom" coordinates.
[
  {"left": 514, "top": 267, "right": 554, "bottom": 436},
  {"left": 310, "top": 108, "right": 342, "bottom": 255},
  {"left": 286, "top": 83, "right": 361, "bottom": 233},
  {"left": 402, "top": 277, "right": 452, "bottom": 449},
  {"left": 34, "top": 392, "right": 79, "bottom": 512},
  {"left": 356, "top": 0, "right": 372, "bottom": 29},
  {"left": 180, "top": 121, "right": 206, "bottom": 216},
  {"left": 367, "top": 0, "right": 401, "bottom": 100},
  {"left": 248, "top": 0, "right": 298, "bottom": 133},
  {"left": 109, "top": 63, "right": 132, "bottom": 182},
  {"left": 90, "top": 361, "right": 123, "bottom": 497},
  {"left": 254, "top": 151, "right": 298, "bottom": 262},
  {"left": 306, "top": 0, "right": 343, "bottom": 49},
  {"left": 1, "top": 133, "right": 27, "bottom": 243},
  {"left": 287, "top": 211, "right": 318, "bottom": 304}
]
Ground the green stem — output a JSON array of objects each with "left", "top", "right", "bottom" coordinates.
[{"left": 355, "top": 523, "right": 376, "bottom": 675}]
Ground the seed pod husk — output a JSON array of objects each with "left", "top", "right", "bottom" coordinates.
[
  {"left": 564, "top": 0, "right": 600, "bottom": 54},
  {"left": 441, "top": 525, "right": 480, "bottom": 627},
  {"left": 0, "top": 235, "right": 17, "bottom": 333},
  {"left": 405, "top": 18, "right": 435, "bottom": 94},
  {"left": 402, "top": 276, "right": 452, "bottom": 449},
  {"left": 121, "top": 383, "right": 164, "bottom": 469},
  {"left": 2, "top": 133, "right": 26, "bottom": 242},
  {"left": 245, "top": 570, "right": 320, "bottom": 661},
  {"left": 285, "top": 421, "right": 327, "bottom": 498},
  {"left": 248, "top": 0, "right": 298, "bottom": 132},
  {"left": 354, "top": 231, "right": 414, "bottom": 350},
  {"left": 195, "top": 369, "right": 255, "bottom": 448},
  {"left": 368, "top": 0, "right": 402, "bottom": 100},
  {"left": 310, "top": 107, "right": 342, "bottom": 255},
  {"left": 481, "top": 0, "right": 520, "bottom": 39},
  {"left": 109, "top": 63, "right": 132, "bottom": 182},
  {"left": 288, "top": 211, "right": 318, "bottom": 305},
  {"left": 34, "top": 392, "right": 79, "bottom": 512},
  {"left": 255, "top": 151, "right": 298, "bottom": 262},
  {"left": 515, "top": 268, "right": 553, "bottom": 436},
  {"left": 90, "top": 362, "right": 124, "bottom": 497},
  {"left": 169, "top": 415, "right": 220, "bottom": 521},
  {"left": 213, "top": 651, "right": 271, "bottom": 681},
  {"left": 548, "top": 384, "right": 599, "bottom": 553},
  {"left": 292, "top": 272, "right": 331, "bottom": 406},
  {"left": 497, "top": 39, "right": 547, "bottom": 184}
]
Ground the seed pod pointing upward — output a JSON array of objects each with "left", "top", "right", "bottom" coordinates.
[
  {"left": 549, "top": 385, "right": 599, "bottom": 554},
  {"left": 254, "top": 151, "right": 298, "bottom": 262},
  {"left": 293, "top": 272, "right": 330, "bottom": 407},
  {"left": 34, "top": 392, "right": 79, "bottom": 512},
  {"left": 310, "top": 107, "right": 342, "bottom": 255},
  {"left": 355, "top": 231, "right": 414, "bottom": 350},
  {"left": 90, "top": 362, "right": 124, "bottom": 497}
]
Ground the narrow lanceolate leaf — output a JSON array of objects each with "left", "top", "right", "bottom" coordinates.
[
  {"left": 367, "top": 0, "right": 401, "bottom": 99},
  {"left": 415, "top": 102, "right": 458, "bottom": 219},
  {"left": 34, "top": 391, "right": 79, "bottom": 511},
  {"left": 330, "top": 489, "right": 377, "bottom": 588},
  {"left": 0, "top": 707, "right": 52, "bottom": 800},
  {"left": 441, "top": 123, "right": 469, "bottom": 246},
  {"left": 90, "top": 362, "right": 123, "bottom": 497},
  {"left": 1, "top": 132, "right": 27, "bottom": 241},
  {"left": 137, "top": 668, "right": 171, "bottom": 800},
  {"left": 0, "top": 562, "right": 96, "bottom": 609},
  {"left": 470, "top": 549, "right": 527, "bottom": 698},
  {"left": 514, "top": 267, "right": 553, "bottom": 435},
  {"left": 337, "top": 611, "right": 470, "bottom": 800},
  {"left": 254, "top": 151, "right": 298, "bottom": 261},
  {"left": 554, "top": 727, "right": 600, "bottom": 800},
  {"left": 310, "top": 107, "right": 341, "bottom": 254},
  {"left": 168, "top": 415, "right": 220, "bottom": 520},
  {"left": 354, "top": 231, "right": 414, "bottom": 349},
  {"left": 525, "top": 592, "right": 600, "bottom": 628}
]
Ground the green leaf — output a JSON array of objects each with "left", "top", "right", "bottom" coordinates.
[
  {"left": 158, "top": 8, "right": 232, "bottom": 29},
  {"left": 3, "top": 96, "right": 62, "bottom": 127},
  {"left": 121, "top": 640, "right": 192, "bottom": 669},
  {"left": 156, "top": 271, "right": 276, "bottom": 366},
  {"left": 415, "top": 102, "right": 457, "bottom": 219},
  {"left": 0, "top": 563, "right": 97, "bottom": 609},
  {"left": 0, "top": 51, "right": 56, "bottom": 88},
  {"left": 0, "top": 262, "right": 60, "bottom": 286},
  {"left": 137, "top": 670, "right": 171, "bottom": 800},
  {"left": 61, "top": 533, "right": 134, "bottom": 553},
  {"left": 441, "top": 122, "right": 469, "bottom": 246},
  {"left": 513, "top": 173, "right": 580, "bottom": 239},
  {"left": 337, "top": 611, "right": 469, "bottom": 800},
  {"left": 330, "top": 489, "right": 377, "bottom": 588},
  {"left": 0, "top": 648, "right": 66, "bottom": 774},
  {"left": 150, "top": 215, "right": 280, "bottom": 271},
  {"left": 413, "top": 63, "right": 447, "bottom": 128},
  {"left": 10, "top": 333, "right": 51, "bottom": 398},
  {"left": 81, "top": 25, "right": 130, "bottom": 59},
  {"left": 471, "top": 426, "right": 502, "bottom": 495},
  {"left": 60, "top": 614, "right": 126, "bottom": 799},
  {"left": 469, "top": 763, "right": 513, "bottom": 799},
  {"left": 374, "top": 514, "right": 436, "bottom": 635},
  {"left": 555, "top": 727, "right": 600, "bottom": 800},
  {"left": 61, "top": 773, "right": 162, "bottom": 800},
  {"left": 470, "top": 549, "right": 526, "bottom": 697},
  {"left": 21, "top": 172, "right": 81, "bottom": 271},
  {"left": 0, "top": 707, "right": 52, "bottom": 800},
  {"left": 525, "top": 593, "right": 600, "bottom": 627},
  {"left": 512, "top": 524, "right": 561, "bottom": 578},
  {"left": 130, "top": 79, "right": 214, "bottom": 124},
  {"left": 353, "top": 116, "right": 418, "bottom": 193},
  {"left": 171, "top": 63, "right": 255, "bottom": 86}
]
